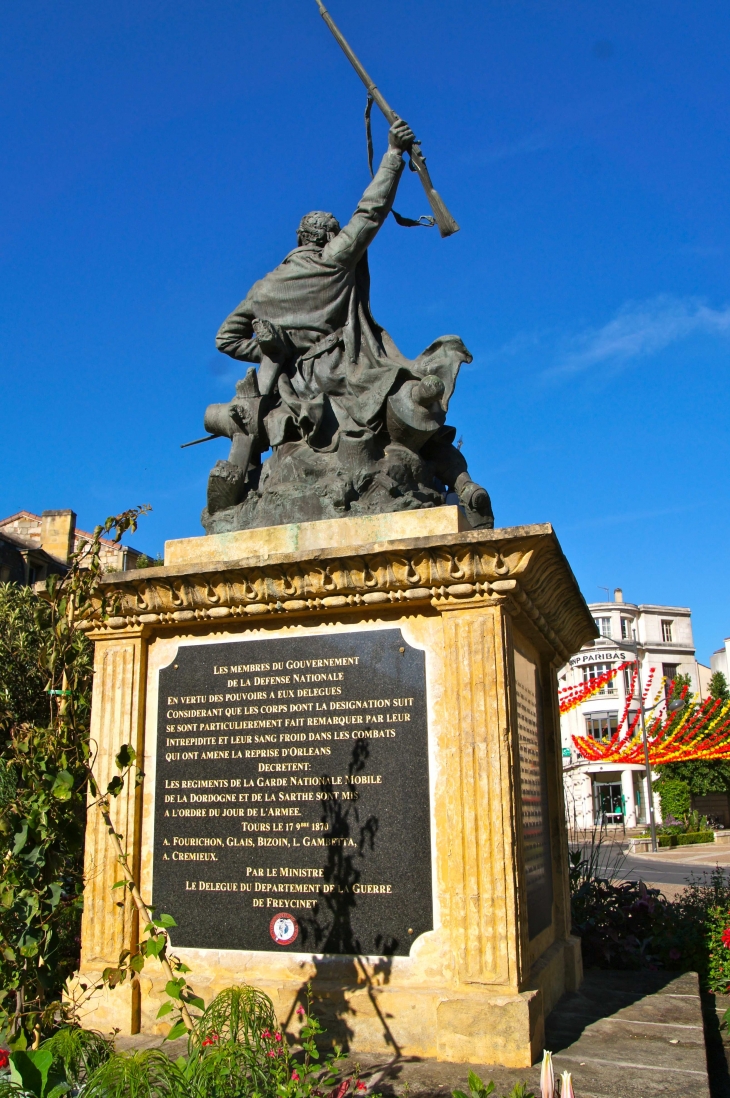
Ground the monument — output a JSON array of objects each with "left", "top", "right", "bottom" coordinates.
[
  {"left": 78, "top": 6, "right": 596, "bottom": 1069},
  {"left": 200, "top": 113, "right": 492, "bottom": 536}
]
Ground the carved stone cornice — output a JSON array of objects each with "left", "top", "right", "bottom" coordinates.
[{"left": 87, "top": 524, "right": 596, "bottom": 662}]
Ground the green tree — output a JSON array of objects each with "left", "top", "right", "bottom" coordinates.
[
  {"left": 0, "top": 510, "right": 146, "bottom": 1047},
  {"left": 0, "top": 585, "right": 55, "bottom": 731},
  {"left": 709, "top": 670, "right": 730, "bottom": 703},
  {"left": 655, "top": 671, "right": 730, "bottom": 800}
]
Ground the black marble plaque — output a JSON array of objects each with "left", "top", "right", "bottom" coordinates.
[{"left": 152, "top": 628, "right": 432, "bottom": 956}]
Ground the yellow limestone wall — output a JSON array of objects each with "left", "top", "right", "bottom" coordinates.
[{"left": 77, "top": 518, "right": 592, "bottom": 1067}]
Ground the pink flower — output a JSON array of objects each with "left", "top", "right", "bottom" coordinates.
[
  {"left": 296, "top": 1005, "right": 306, "bottom": 1018},
  {"left": 266, "top": 1050, "right": 277, "bottom": 1058},
  {"left": 275, "top": 1032, "right": 283, "bottom": 1042},
  {"left": 722, "top": 927, "right": 730, "bottom": 949},
  {"left": 356, "top": 1084, "right": 367, "bottom": 1092},
  {"left": 262, "top": 1029, "right": 272, "bottom": 1039},
  {"left": 292, "top": 1072, "right": 301, "bottom": 1082}
]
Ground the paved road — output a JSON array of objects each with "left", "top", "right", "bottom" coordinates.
[
  {"left": 577, "top": 841, "right": 730, "bottom": 886},
  {"left": 622, "top": 854, "right": 724, "bottom": 885}
]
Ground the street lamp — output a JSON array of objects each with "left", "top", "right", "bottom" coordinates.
[{"left": 604, "top": 635, "right": 684, "bottom": 853}]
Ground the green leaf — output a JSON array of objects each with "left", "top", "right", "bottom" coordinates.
[
  {"left": 106, "top": 776, "right": 123, "bottom": 797},
  {"left": 155, "top": 913, "right": 177, "bottom": 928},
  {"left": 111, "top": 880, "right": 127, "bottom": 890},
  {"left": 452, "top": 1090, "right": 470, "bottom": 1098},
  {"left": 165, "top": 980, "right": 182, "bottom": 1000},
  {"left": 20, "top": 934, "right": 39, "bottom": 958},
  {"left": 165, "top": 1020, "right": 188, "bottom": 1041},
  {"left": 51, "top": 770, "right": 74, "bottom": 801},
  {"left": 115, "top": 744, "right": 136, "bottom": 770},
  {"left": 10, "top": 1027, "right": 27, "bottom": 1051},
  {"left": 10, "top": 1047, "right": 53, "bottom": 1096},
  {"left": 468, "top": 1072, "right": 488, "bottom": 1098},
  {"left": 157, "top": 1000, "right": 174, "bottom": 1018},
  {"left": 1, "top": 887, "right": 15, "bottom": 908},
  {"left": 12, "top": 821, "right": 28, "bottom": 854},
  {"left": 184, "top": 994, "right": 205, "bottom": 1011},
  {"left": 145, "top": 935, "right": 164, "bottom": 958}
]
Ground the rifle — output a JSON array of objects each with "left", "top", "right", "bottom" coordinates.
[{"left": 315, "top": 0, "right": 460, "bottom": 238}]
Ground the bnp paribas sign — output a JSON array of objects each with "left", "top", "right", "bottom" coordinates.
[{"left": 569, "top": 648, "right": 633, "bottom": 666}]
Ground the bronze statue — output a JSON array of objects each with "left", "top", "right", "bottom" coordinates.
[{"left": 199, "top": 22, "right": 492, "bottom": 534}]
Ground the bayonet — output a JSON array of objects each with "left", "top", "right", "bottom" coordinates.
[{"left": 315, "top": 0, "right": 460, "bottom": 238}]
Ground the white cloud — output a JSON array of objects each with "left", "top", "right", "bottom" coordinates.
[{"left": 546, "top": 295, "right": 730, "bottom": 378}]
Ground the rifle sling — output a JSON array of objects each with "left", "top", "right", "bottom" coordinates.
[{"left": 364, "top": 96, "right": 436, "bottom": 228}]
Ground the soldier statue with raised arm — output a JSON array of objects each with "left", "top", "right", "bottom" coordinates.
[{"left": 201, "top": 118, "right": 493, "bottom": 534}]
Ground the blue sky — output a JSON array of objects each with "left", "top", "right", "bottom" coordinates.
[{"left": 1, "top": 1, "right": 728, "bottom": 662}]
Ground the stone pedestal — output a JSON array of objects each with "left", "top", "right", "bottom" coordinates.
[{"left": 78, "top": 510, "right": 594, "bottom": 1067}]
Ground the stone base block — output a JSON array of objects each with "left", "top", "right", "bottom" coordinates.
[
  {"left": 77, "top": 934, "right": 582, "bottom": 1067},
  {"left": 66, "top": 974, "right": 139, "bottom": 1037},
  {"left": 79, "top": 517, "right": 595, "bottom": 1067}
]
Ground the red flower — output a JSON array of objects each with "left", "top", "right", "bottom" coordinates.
[
  {"left": 275, "top": 1032, "right": 283, "bottom": 1042},
  {"left": 262, "top": 1029, "right": 272, "bottom": 1039},
  {"left": 292, "top": 1072, "right": 301, "bottom": 1081},
  {"left": 356, "top": 1084, "right": 367, "bottom": 1092},
  {"left": 721, "top": 927, "right": 730, "bottom": 949},
  {"left": 267, "top": 1050, "right": 277, "bottom": 1058},
  {"left": 0, "top": 1049, "right": 8, "bottom": 1069},
  {"left": 202, "top": 1033, "right": 220, "bottom": 1047}
]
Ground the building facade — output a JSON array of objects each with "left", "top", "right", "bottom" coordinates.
[
  {"left": 559, "top": 588, "right": 711, "bottom": 830},
  {"left": 0, "top": 509, "right": 143, "bottom": 585},
  {"left": 711, "top": 640, "right": 730, "bottom": 683}
]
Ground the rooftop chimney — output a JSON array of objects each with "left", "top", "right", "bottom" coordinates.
[
  {"left": 614, "top": 587, "right": 624, "bottom": 603},
  {"left": 40, "top": 510, "right": 76, "bottom": 564}
]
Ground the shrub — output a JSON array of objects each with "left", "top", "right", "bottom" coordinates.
[
  {"left": 658, "top": 778, "right": 691, "bottom": 821},
  {"left": 657, "top": 831, "right": 714, "bottom": 847},
  {"left": 705, "top": 905, "right": 730, "bottom": 994},
  {"left": 570, "top": 843, "right": 730, "bottom": 983},
  {"left": 453, "top": 1070, "right": 535, "bottom": 1098},
  {"left": 0, "top": 985, "right": 357, "bottom": 1098},
  {"left": 83, "top": 1048, "right": 188, "bottom": 1098}
]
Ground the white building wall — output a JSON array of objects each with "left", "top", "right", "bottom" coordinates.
[
  {"left": 711, "top": 640, "right": 730, "bottom": 680},
  {"left": 559, "top": 591, "right": 701, "bottom": 831}
]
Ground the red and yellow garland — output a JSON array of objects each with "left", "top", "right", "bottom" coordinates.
[
  {"left": 559, "top": 661, "right": 633, "bottom": 714},
  {"left": 571, "top": 674, "right": 730, "bottom": 765}
]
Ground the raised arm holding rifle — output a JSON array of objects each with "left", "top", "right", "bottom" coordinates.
[{"left": 194, "top": 8, "right": 491, "bottom": 535}]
